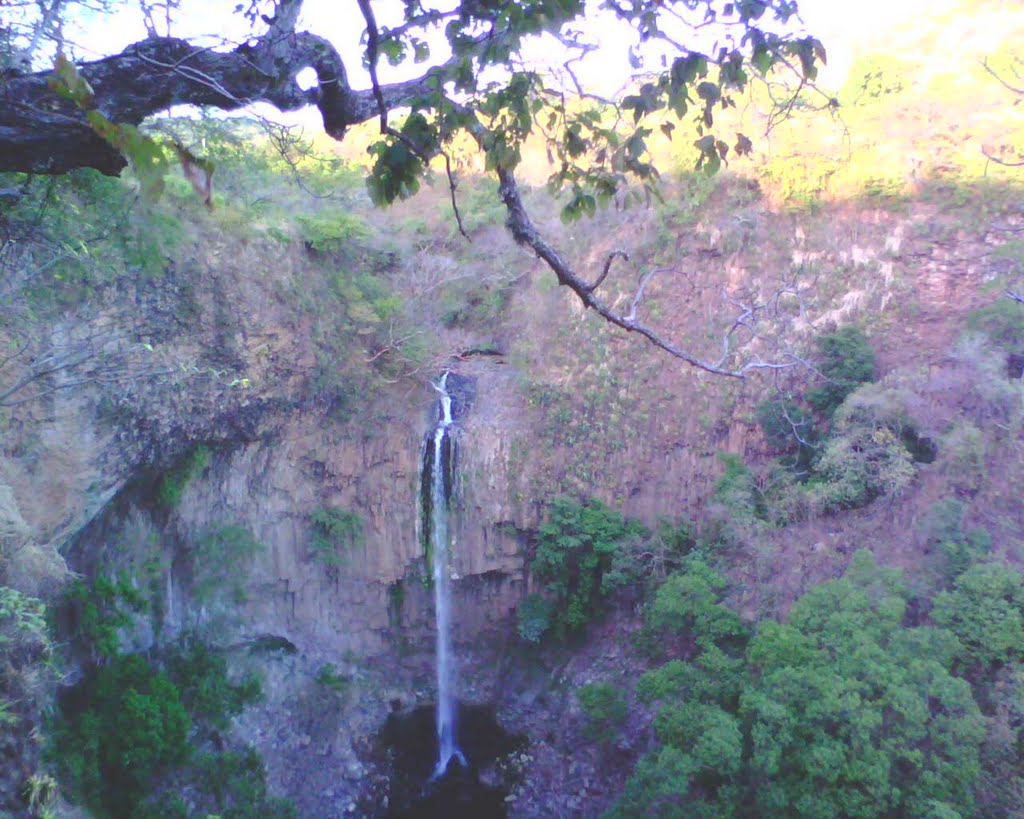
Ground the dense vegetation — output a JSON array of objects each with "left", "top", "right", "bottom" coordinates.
[
  {"left": 566, "top": 545, "right": 1024, "bottom": 818},
  {"left": 52, "top": 577, "right": 290, "bottom": 819}
]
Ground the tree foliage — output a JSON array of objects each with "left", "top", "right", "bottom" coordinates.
[
  {"left": 611, "top": 551, "right": 992, "bottom": 819},
  {"left": 520, "top": 497, "right": 647, "bottom": 640},
  {"left": 806, "top": 325, "right": 877, "bottom": 416},
  {"left": 932, "top": 561, "right": 1024, "bottom": 676},
  {"left": 54, "top": 654, "right": 191, "bottom": 817}
]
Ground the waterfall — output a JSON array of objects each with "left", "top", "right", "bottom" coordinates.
[{"left": 424, "top": 371, "right": 465, "bottom": 777}]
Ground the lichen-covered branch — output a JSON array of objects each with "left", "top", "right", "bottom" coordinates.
[{"left": 0, "top": 27, "right": 445, "bottom": 174}]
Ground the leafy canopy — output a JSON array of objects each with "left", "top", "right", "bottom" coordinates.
[{"left": 611, "top": 551, "right": 989, "bottom": 819}]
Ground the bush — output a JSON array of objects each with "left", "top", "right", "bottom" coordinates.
[
  {"left": 756, "top": 397, "right": 816, "bottom": 462},
  {"left": 516, "top": 593, "right": 554, "bottom": 643},
  {"left": 810, "top": 425, "right": 915, "bottom": 511},
  {"left": 932, "top": 562, "right": 1024, "bottom": 674},
  {"left": 707, "top": 452, "right": 765, "bottom": 547},
  {"left": 806, "top": 326, "right": 877, "bottom": 416},
  {"left": 51, "top": 632, "right": 286, "bottom": 819},
  {"left": 967, "top": 298, "right": 1024, "bottom": 352},
  {"left": 165, "top": 636, "right": 261, "bottom": 731},
  {"left": 0, "top": 586, "right": 49, "bottom": 662},
  {"left": 647, "top": 559, "right": 746, "bottom": 651},
  {"left": 925, "top": 500, "right": 991, "bottom": 583},
  {"left": 63, "top": 574, "right": 147, "bottom": 660},
  {"left": 808, "top": 385, "right": 917, "bottom": 512},
  {"left": 615, "top": 552, "right": 987, "bottom": 819},
  {"left": 939, "top": 421, "right": 987, "bottom": 495},
  {"left": 192, "top": 748, "right": 297, "bottom": 819},
  {"left": 315, "top": 663, "right": 350, "bottom": 694},
  {"left": 577, "top": 681, "right": 628, "bottom": 745},
  {"left": 55, "top": 654, "right": 191, "bottom": 817},
  {"left": 527, "top": 498, "right": 648, "bottom": 640},
  {"left": 297, "top": 210, "right": 369, "bottom": 254}
]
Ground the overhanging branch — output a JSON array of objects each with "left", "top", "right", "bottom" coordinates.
[{"left": 0, "top": 27, "right": 449, "bottom": 174}]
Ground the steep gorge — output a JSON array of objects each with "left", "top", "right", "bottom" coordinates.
[{"left": 3, "top": 99, "right": 1024, "bottom": 814}]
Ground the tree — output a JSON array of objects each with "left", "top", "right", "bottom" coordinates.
[
  {"left": 613, "top": 551, "right": 989, "bottom": 819},
  {"left": 0, "top": 0, "right": 827, "bottom": 374},
  {"left": 932, "top": 561, "right": 1024, "bottom": 676},
  {"left": 740, "top": 554, "right": 984, "bottom": 818},
  {"left": 522, "top": 497, "right": 647, "bottom": 639}
]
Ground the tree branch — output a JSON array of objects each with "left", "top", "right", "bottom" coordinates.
[
  {"left": 491, "top": 158, "right": 805, "bottom": 377},
  {"left": 0, "top": 27, "right": 450, "bottom": 174},
  {"left": 587, "top": 250, "right": 629, "bottom": 292}
]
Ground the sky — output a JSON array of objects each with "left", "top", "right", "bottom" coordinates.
[
  {"left": 57, "top": 0, "right": 950, "bottom": 87},
  {"left": 42, "top": 0, "right": 972, "bottom": 130}
]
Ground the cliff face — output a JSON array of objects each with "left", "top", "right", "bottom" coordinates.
[{"left": 2, "top": 165, "right": 1020, "bottom": 816}]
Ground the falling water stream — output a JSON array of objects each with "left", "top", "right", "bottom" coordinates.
[
  {"left": 381, "top": 370, "right": 514, "bottom": 817},
  {"left": 426, "top": 371, "right": 465, "bottom": 777}
]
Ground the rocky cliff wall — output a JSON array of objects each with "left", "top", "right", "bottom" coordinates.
[{"left": 2, "top": 173, "right": 1018, "bottom": 816}]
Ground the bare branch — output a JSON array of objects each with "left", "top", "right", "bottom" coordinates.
[
  {"left": 490, "top": 156, "right": 759, "bottom": 377},
  {"left": 441, "top": 152, "right": 469, "bottom": 239},
  {"left": 983, "top": 147, "right": 1024, "bottom": 168},
  {"left": 982, "top": 57, "right": 1024, "bottom": 96},
  {"left": 780, "top": 400, "right": 816, "bottom": 450},
  {"left": 587, "top": 250, "right": 629, "bottom": 292},
  {"left": 624, "top": 266, "right": 670, "bottom": 322}
]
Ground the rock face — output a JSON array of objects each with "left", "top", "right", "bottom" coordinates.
[
  {"left": 150, "top": 364, "right": 530, "bottom": 657},
  {"left": 2, "top": 177, "right": 1014, "bottom": 815}
]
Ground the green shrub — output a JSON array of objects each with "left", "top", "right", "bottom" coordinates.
[
  {"left": 806, "top": 326, "right": 877, "bottom": 416},
  {"left": 647, "top": 559, "right": 746, "bottom": 651},
  {"left": 315, "top": 663, "right": 350, "bottom": 694},
  {"left": 55, "top": 654, "right": 191, "bottom": 817},
  {"left": 810, "top": 424, "right": 914, "bottom": 511},
  {"left": 192, "top": 748, "right": 297, "bottom": 819},
  {"left": 577, "top": 681, "right": 627, "bottom": 745},
  {"left": 527, "top": 498, "right": 648, "bottom": 640},
  {"left": 308, "top": 507, "right": 363, "bottom": 568},
  {"left": 51, "top": 629, "right": 286, "bottom": 819},
  {"left": 166, "top": 636, "right": 261, "bottom": 731},
  {"left": 808, "top": 385, "right": 917, "bottom": 512},
  {"left": 756, "top": 397, "right": 816, "bottom": 458},
  {"left": 652, "top": 701, "right": 743, "bottom": 776},
  {"left": 516, "top": 592, "right": 554, "bottom": 643},
  {"left": 63, "top": 574, "right": 147, "bottom": 660},
  {"left": 0, "top": 586, "right": 51, "bottom": 738},
  {"left": 939, "top": 421, "right": 987, "bottom": 495},
  {"left": 156, "top": 445, "right": 211, "bottom": 509},
  {"left": 438, "top": 278, "right": 514, "bottom": 328},
  {"left": 925, "top": 500, "right": 991, "bottom": 583},
  {"left": 707, "top": 452, "right": 765, "bottom": 546},
  {"left": 0, "top": 586, "right": 48, "bottom": 659},
  {"left": 614, "top": 552, "right": 988, "bottom": 819},
  {"left": 640, "top": 518, "right": 697, "bottom": 581},
  {"left": 330, "top": 269, "right": 404, "bottom": 329},
  {"left": 297, "top": 210, "right": 369, "bottom": 254},
  {"left": 711, "top": 452, "right": 760, "bottom": 518}
]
